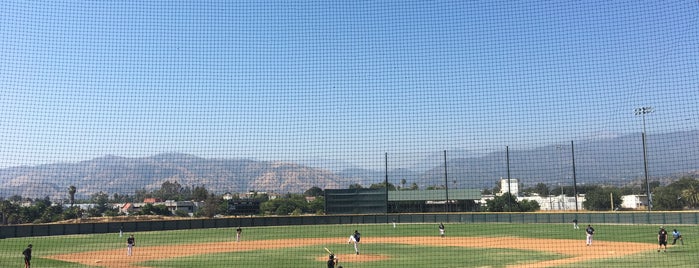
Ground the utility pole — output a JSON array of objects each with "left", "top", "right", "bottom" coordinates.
[
  {"left": 506, "top": 146, "right": 512, "bottom": 211},
  {"left": 385, "top": 152, "right": 389, "bottom": 214},
  {"left": 444, "top": 150, "right": 449, "bottom": 213},
  {"left": 635, "top": 106, "right": 654, "bottom": 211},
  {"left": 571, "top": 141, "right": 578, "bottom": 211}
]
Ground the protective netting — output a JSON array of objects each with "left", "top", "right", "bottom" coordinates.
[{"left": 1, "top": 1, "right": 698, "bottom": 267}]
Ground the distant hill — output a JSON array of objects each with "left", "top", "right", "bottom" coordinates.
[
  {"left": 0, "top": 154, "right": 342, "bottom": 200},
  {"left": 1, "top": 130, "right": 697, "bottom": 200},
  {"left": 419, "top": 130, "right": 699, "bottom": 190}
]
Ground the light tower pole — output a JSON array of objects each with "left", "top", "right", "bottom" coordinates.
[{"left": 635, "top": 106, "right": 654, "bottom": 211}]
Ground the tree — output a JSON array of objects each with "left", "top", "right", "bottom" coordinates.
[
  {"left": 370, "top": 182, "right": 396, "bottom": 191},
  {"left": 653, "top": 177, "right": 699, "bottom": 210},
  {"left": 349, "top": 183, "right": 363, "bottom": 189},
  {"left": 304, "top": 186, "right": 324, "bottom": 197},
  {"left": 156, "top": 181, "right": 184, "bottom": 201},
  {"left": 0, "top": 200, "right": 20, "bottom": 224},
  {"left": 486, "top": 193, "right": 516, "bottom": 212},
  {"left": 260, "top": 194, "right": 308, "bottom": 215},
  {"left": 483, "top": 193, "right": 539, "bottom": 212},
  {"left": 653, "top": 186, "right": 683, "bottom": 210},
  {"left": 197, "top": 194, "right": 223, "bottom": 218},
  {"left": 191, "top": 186, "right": 209, "bottom": 202},
  {"left": 87, "top": 192, "right": 113, "bottom": 217},
  {"left": 68, "top": 185, "right": 77, "bottom": 207},
  {"left": 582, "top": 187, "right": 622, "bottom": 211},
  {"left": 681, "top": 183, "right": 699, "bottom": 208},
  {"left": 532, "top": 183, "right": 549, "bottom": 196},
  {"left": 307, "top": 196, "right": 325, "bottom": 214},
  {"left": 519, "top": 199, "right": 541, "bottom": 211}
]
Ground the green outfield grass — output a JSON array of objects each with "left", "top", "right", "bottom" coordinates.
[{"left": 1, "top": 222, "right": 697, "bottom": 267}]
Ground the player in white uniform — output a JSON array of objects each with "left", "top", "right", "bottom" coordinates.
[
  {"left": 348, "top": 230, "right": 360, "bottom": 255},
  {"left": 439, "top": 223, "right": 445, "bottom": 238}
]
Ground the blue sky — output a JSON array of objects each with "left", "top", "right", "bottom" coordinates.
[{"left": 1, "top": 1, "right": 698, "bottom": 169}]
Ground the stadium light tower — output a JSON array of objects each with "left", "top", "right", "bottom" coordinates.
[{"left": 635, "top": 106, "right": 654, "bottom": 211}]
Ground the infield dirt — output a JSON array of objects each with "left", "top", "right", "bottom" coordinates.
[{"left": 47, "top": 236, "right": 653, "bottom": 268}]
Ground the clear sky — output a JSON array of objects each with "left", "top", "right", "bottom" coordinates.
[{"left": 1, "top": 1, "right": 698, "bottom": 169}]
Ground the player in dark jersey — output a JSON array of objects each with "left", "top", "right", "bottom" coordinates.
[
  {"left": 348, "top": 230, "right": 361, "bottom": 255},
  {"left": 22, "top": 244, "right": 32, "bottom": 268},
  {"left": 658, "top": 226, "right": 668, "bottom": 252},
  {"left": 585, "top": 225, "right": 595, "bottom": 246},
  {"left": 327, "top": 253, "right": 338, "bottom": 268},
  {"left": 127, "top": 234, "right": 136, "bottom": 256}
]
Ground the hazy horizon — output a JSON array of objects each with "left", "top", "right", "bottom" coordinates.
[{"left": 3, "top": 1, "right": 698, "bottom": 170}]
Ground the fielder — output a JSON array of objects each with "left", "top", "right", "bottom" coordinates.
[
  {"left": 348, "top": 230, "right": 361, "bottom": 255},
  {"left": 126, "top": 234, "right": 135, "bottom": 256},
  {"left": 439, "top": 223, "right": 445, "bottom": 238},
  {"left": 585, "top": 225, "right": 594, "bottom": 246},
  {"left": 236, "top": 227, "right": 242, "bottom": 242},
  {"left": 22, "top": 244, "right": 32, "bottom": 268}
]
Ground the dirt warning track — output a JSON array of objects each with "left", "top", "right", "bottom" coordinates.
[{"left": 46, "top": 236, "right": 653, "bottom": 268}]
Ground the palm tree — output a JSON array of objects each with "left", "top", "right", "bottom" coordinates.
[
  {"left": 69, "top": 185, "right": 77, "bottom": 207},
  {"left": 681, "top": 184, "right": 699, "bottom": 209}
]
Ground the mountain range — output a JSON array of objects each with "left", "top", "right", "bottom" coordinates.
[{"left": 1, "top": 130, "right": 697, "bottom": 200}]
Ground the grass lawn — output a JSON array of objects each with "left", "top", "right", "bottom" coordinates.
[{"left": 1, "top": 222, "right": 696, "bottom": 267}]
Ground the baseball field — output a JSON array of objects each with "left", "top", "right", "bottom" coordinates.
[{"left": 1, "top": 222, "right": 696, "bottom": 267}]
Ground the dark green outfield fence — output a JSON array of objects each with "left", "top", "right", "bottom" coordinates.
[{"left": 2, "top": 212, "right": 699, "bottom": 239}]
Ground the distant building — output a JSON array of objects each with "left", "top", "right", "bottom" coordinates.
[
  {"left": 621, "top": 195, "right": 649, "bottom": 210},
  {"left": 499, "top": 178, "right": 519, "bottom": 196},
  {"left": 120, "top": 200, "right": 201, "bottom": 215},
  {"left": 520, "top": 195, "right": 584, "bottom": 211}
]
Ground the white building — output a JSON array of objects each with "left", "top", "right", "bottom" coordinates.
[
  {"left": 520, "top": 194, "right": 584, "bottom": 211},
  {"left": 620, "top": 195, "right": 649, "bottom": 210},
  {"left": 499, "top": 178, "right": 519, "bottom": 196}
]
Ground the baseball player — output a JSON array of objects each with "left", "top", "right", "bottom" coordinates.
[
  {"left": 22, "top": 244, "right": 32, "bottom": 268},
  {"left": 572, "top": 218, "right": 579, "bottom": 229},
  {"left": 327, "top": 253, "right": 338, "bottom": 268},
  {"left": 658, "top": 226, "right": 668, "bottom": 252},
  {"left": 585, "top": 225, "right": 595, "bottom": 246},
  {"left": 127, "top": 234, "right": 135, "bottom": 256},
  {"left": 236, "top": 227, "right": 242, "bottom": 242},
  {"left": 348, "top": 230, "right": 361, "bottom": 255},
  {"left": 439, "top": 223, "right": 445, "bottom": 238},
  {"left": 672, "top": 229, "right": 684, "bottom": 245}
]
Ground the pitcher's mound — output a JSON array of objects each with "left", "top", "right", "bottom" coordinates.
[{"left": 316, "top": 254, "right": 390, "bottom": 263}]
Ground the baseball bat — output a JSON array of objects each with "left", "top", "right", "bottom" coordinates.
[{"left": 324, "top": 247, "right": 333, "bottom": 254}]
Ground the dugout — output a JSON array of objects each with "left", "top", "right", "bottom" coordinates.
[{"left": 325, "top": 188, "right": 481, "bottom": 214}]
